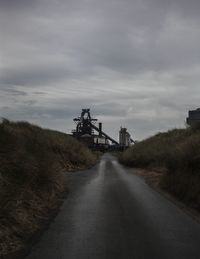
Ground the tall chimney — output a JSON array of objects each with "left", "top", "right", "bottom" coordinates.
[{"left": 99, "top": 123, "right": 102, "bottom": 136}]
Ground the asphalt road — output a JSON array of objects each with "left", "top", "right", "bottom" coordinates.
[{"left": 26, "top": 154, "right": 200, "bottom": 259}]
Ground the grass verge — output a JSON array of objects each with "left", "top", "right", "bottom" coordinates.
[
  {"left": 119, "top": 127, "right": 200, "bottom": 212},
  {"left": 0, "top": 119, "right": 97, "bottom": 257}
]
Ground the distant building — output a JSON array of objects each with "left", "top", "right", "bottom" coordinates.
[
  {"left": 94, "top": 136, "right": 109, "bottom": 145},
  {"left": 72, "top": 109, "right": 119, "bottom": 148},
  {"left": 187, "top": 108, "right": 200, "bottom": 126},
  {"left": 119, "top": 127, "right": 131, "bottom": 147}
]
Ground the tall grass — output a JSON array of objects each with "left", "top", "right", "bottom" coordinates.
[
  {"left": 0, "top": 119, "right": 97, "bottom": 255},
  {"left": 120, "top": 127, "right": 200, "bottom": 211}
]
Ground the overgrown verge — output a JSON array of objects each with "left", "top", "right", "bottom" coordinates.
[
  {"left": 0, "top": 119, "right": 97, "bottom": 257},
  {"left": 120, "top": 127, "right": 200, "bottom": 212}
]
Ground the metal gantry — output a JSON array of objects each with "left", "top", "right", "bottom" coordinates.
[{"left": 72, "top": 109, "right": 119, "bottom": 146}]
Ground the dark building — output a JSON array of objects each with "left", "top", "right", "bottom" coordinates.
[
  {"left": 72, "top": 109, "right": 118, "bottom": 149},
  {"left": 187, "top": 108, "right": 200, "bottom": 126}
]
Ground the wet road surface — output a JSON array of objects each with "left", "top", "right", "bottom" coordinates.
[{"left": 26, "top": 154, "right": 200, "bottom": 259}]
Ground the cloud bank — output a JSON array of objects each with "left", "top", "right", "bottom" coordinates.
[{"left": 1, "top": 0, "right": 200, "bottom": 139}]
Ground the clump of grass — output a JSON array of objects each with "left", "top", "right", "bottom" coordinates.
[
  {"left": 120, "top": 127, "right": 200, "bottom": 211},
  {"left": 161, "top": 134, "right": 200, "bottom": 209},
  {"left": 0, "top": 119, "right": 97, "bottom": 256}
]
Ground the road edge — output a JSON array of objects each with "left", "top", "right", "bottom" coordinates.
[{"left": 130, "top": 168, "right": 200, "bottom": 224}]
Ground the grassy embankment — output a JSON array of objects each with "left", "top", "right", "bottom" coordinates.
[
  {"left": 120, "top": 126, "right": 200, "bottom": 212},
  {"left": 0, "top": 119, "right": 97, "bottom": 256}
]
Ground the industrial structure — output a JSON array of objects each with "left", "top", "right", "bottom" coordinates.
[
  {"left": 119, "top": 127, "right": 135, "bottom": 148},
  {"left": 72, "top": 109, "right": 118, "bottom": 149},
  {"left": 119, "top": 127, "right": 131, "bottom": 147},
  {"left": 186, "top": 108, "right": 200, "bottom": 126}
]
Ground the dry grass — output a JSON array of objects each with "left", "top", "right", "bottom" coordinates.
[
  {"left": 0, "top": 119, "right": 97, "bottom": 256},
  {"left": 120, "top": 127, "right": 200, "bottom": 211}
]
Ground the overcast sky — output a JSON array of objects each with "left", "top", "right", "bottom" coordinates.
[{"left": 0, "top": 0, "right": 200, "bottom": 140}]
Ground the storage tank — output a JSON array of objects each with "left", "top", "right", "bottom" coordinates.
[{"left": 119, "top": 127, "right": 131, "bottom": 147}]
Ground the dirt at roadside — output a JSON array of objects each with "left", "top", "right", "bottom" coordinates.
[
  {"left": 132, "top": 168, "right": 200, "bottom": 224},
  {"left": 133, "top": 168, "right": 164, "bottom": 189}
]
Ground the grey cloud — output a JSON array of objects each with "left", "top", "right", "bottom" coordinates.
[
  {"left": 33, "top": 91, "right": 47, "bottom": 95},
  {"left": 147, "top": 0, "right": 200, "bottom": 17},
  {"left": 0, "top": 65, "right": 69, "bottom": 86},
  {"left": 0, "top": 87, "right": 28, "bottom": 96},
  {"left": 1, "top": 0, "right": 200, "bottom": 82},
  {"left": 0, "top": 0, "right": 37, "bottom": 9},
  {"left": 0, "top": 0, "right": 200, "bottom": 139}
]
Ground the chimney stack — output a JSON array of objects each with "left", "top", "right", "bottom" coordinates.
[{"left": 99, "top": 123, "right": 102, "bottom": 136}]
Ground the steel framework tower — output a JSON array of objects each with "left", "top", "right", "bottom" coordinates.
[{"left": 72, "top": 109, "right": 119, "bottom": 145}]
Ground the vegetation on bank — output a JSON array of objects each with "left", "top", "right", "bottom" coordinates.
[
  {"left": 120, "top": 126, "right": 200, "bottom": 212},
  {"left": 0, "top": 119, "right": 97, "bottom": 256}
]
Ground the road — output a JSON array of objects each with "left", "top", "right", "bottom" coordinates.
[{"left": 26, "top": 154, "right": 200, "bottom": 259}]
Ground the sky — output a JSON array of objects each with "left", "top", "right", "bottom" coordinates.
[{"left": 0, "top": 0, "right": 200, "bottom": 141}]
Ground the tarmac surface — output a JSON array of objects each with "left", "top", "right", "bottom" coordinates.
[{"left": 26, "top": 154, "right": 200, "bottom": 259}]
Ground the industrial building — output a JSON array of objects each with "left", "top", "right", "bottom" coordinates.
[
  {"left": 119, "top": 127, "right": 132, "bottom": 147},
  {"left": 186, "top": 108, "right": 200, "bottom": 126},
  {"left": 72, "top": 109, "right": 118, "bottom": 149},
  {"left": 72, "top": 109, "right": 135, "bottom": 150}
]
